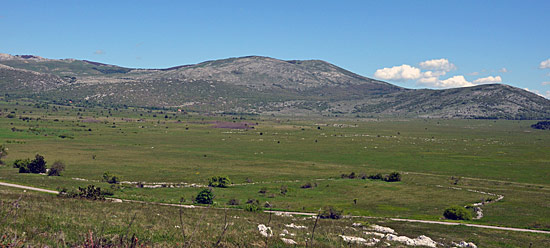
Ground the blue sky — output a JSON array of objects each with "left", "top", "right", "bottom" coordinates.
[{"left": 1, "top": 1, "right": 549, "bottom": 96}]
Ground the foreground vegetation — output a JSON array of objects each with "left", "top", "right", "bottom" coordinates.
[{"left": 2, "top": 187, "right": 550, "bottom": 247}]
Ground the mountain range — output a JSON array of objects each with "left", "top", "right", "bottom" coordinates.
[{"left": 1, "top": 53, "right": 549, "bottom": 119}]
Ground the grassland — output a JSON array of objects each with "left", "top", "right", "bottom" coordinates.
[{"left": 1, "top": 98, "right": 550, "bottom": 246}]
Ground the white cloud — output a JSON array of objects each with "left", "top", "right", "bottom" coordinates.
[
  {"left": 468, "top": 71, "right": 480, "bottom": 76},
  {"left": 419, "top": 58, "right": 456, "bottom": 72},
  {"left": 94, "top": 50, "right": 105, "bottom": 55},
  {"left": 473, "top": 76, "right": 502, "bottom": 84},
  {"left": 374, "top": 64, "right": 422, "bottom": 81},
  {"left": 540, "top": 59, "right": 550, "bottom": 69},
  {"left": 499, "top": 67, "right": 508, "bottom": 73},
  {"left": 418, "top": 75, "right": 475, "bottom": 88},
  {"left": 436, "top": 75, "right": 475, "bottom": 88},
  {"left": 542, "top": 82, "right": 550, "bottom": 86}
]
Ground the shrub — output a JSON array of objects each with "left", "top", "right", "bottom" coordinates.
[
  {"left": 244, "top": 203, "right": 262, "bottom": 212},
  {"left": 367, "top": 173, "right": 383, "bottom": 180},
  {"left": 61, "top": 185, "right": 106, "bottom": 200},
  {"left": 102, "top": 172, "right": 120, "bottom": 184},
  {"left": 13, "top": 159, "right": 31, "bottom": 173},
  {"left": 258, "top": 187, "right": 267, "bottom": 194},
  {"left": 341, "top": 172, "right": 356, "bottom": 179},
  {"left": 48, "top": 161, "right": 65, "bottom": 176},
  {"left": 301, "top": 182, "right": 313, "bottom": 188},
  {"left": 384, "top": 172, "right": 402, "bottom": 182},
  {"left": 227, "top": 198, "right": 240, "bottom": 205},
  {"left": 0, "top": 145, "right": 7, "bottom": 165},
  {"left": 28, "top": 154, "right": 47, "bottom": 174},
  {"left": 195, "top": 188, "right": 214, "bottom": 204},
  {"left": 280, "top": 185, "right": 288, "bottom": 195},
  {"left": 208, "top": 175, "right": 231, "bottom": 188},
  {"left": 443, "top": 205, "right": 472, "bottom": 220},
  {"left": 319, "top": 206, "right": 343, "bottom": 219}
]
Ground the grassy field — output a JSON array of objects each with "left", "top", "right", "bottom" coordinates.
[
  {"left": 1, "top": 98, "right": 550, "bottom": 246},
  {"left": 2, "top": 187, "right": 550, "bottom": 247}
]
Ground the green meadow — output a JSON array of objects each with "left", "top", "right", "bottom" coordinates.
[{"left": 1, "top": 98, "right": 550, "bottom": 246}]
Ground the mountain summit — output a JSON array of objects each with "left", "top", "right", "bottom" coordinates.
[{"left": 1, "top": 54, "right": 549, "bottom": 119}]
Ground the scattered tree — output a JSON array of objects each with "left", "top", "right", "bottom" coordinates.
[
  {"left": 28, "top": 154, "right": 47, "bottom": 174},
  {"left": 208, "top": 175, "right": 231, "bottom": 188},
  {"left": 48, "top": 160, "right": 65, "bottom": 176},
  {"left": 384, "top": 172, "right": 402, "bottom": 182},
  {"left": 195, "top": 188, "right": 214, "bottom": 204}
]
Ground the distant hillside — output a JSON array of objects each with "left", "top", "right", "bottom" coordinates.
[{"left": 1, "top": 53, "right": 549, "bottom": 119}]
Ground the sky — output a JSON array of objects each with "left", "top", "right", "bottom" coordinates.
[{"left": 1, "top": 0, "right": 550, "bottom": 97}]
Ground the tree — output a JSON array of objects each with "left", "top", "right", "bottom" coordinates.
[
  {"left": 0, "top": 145, "right": 7, "bottom": 165},
  {"left": 28, "top": 154, "right": 47, "bottom": 174},
  {"left": 48, "top": 160, "right": 65, "bottom": 176},
  {"left": 195, "top": 188, "right": 214, "bottom": 204},
  {"left": 208, "top": 175, "right": 231, "bottom": 188}
]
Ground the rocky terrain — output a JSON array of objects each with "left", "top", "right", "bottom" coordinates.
[{"left": 1, "top": 53, "right": 549, "bottom": 119}]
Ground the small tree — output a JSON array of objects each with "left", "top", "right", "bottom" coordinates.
[
  {"left": 0, "top": 145, "right": 7, "bottom": 165},
  {"left": 48, "top": 161, "right": 65, "bottom": 176},
  {"left": 195, "top": 188, "right": 214, "bottom": 204},
  {"left": 443, "top": 205, "right": 472, "bottom": 220},
  {"left": 28, "top": 154, "right": 47, "bottom": 174},
  {"left": 208, "top": 176, "right": 231, "bottom": 188}
]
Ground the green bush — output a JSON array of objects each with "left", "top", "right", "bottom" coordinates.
[
  {"left": 244, "top": 203, "right": 262, "bottom": 212},
  {"left": 0, "top": 145, "right": 7, "bottom": 165},
  {"left": 384, "top": 172, "right": 402, "bottom": 182},
  {"left": 102, "top": 172, "right": 120, "bottom": 184},
  {"left": 208, "top": 175, "right": 231, "bottom": 188},
  {"left": 367, "top": 173, "right": 383, "bottom": 180},
  {"left": 13, "top": 159, "right": 31, "bottom": 173},
  {"left": 443, "top": 205, "right": 472, "bottom": 220},
  {"left": 227, "top": 198, "right": 240, "bottom": 205},
  {"left": 195, "top": 188, "right": 214, "bottom": 204},
  {"left": 48, "top": 160, "right": 65, "bottom": 176},
  {"left": 319, "top": 206, "right": 343, "bottom": 219},
  {"left": 60, "top": 185, "right": 106, "bottom": 200}
]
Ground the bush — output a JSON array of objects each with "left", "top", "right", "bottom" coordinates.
[
  {"left": 301, "top": 182, "right": 313, "bottom": 188},
  {"left": 195, "top": 188, "right": 214, "bottom": 204},
  {"left": 319, "top": 206, "right": 343, "bottom": 219},
  {"left": 367, "top": 173, "right": 383, "bottom": 180},
  {"left": 341, "top": 172, "right": 356, "bottom": 179},
  {"left": 244, "top": 203, "right": 262, "bottom": 212},
  {"left": 443, "top": 205, "right": 472, "bottom": 220},
  {"left": 0, "top": 145, "right": 7, "bottom": 165},
  {"left": 384, "top": 172, "right": 402, "bottom": 182},
  {"left": 227, "top": 198, "right": 240, "bottom": 205},
  {"left": 208, "top": 175, "right": 231, "bottom": 188},
  {"left": 280, "top": 185, "right": 288, "bottom": 195},
  {"left": 27, "top": 154, "right": 47, "bottom": 174},
  {"left": 258, "top": 187, "right": 267, "bottom": 194},
  {"left": 60, "top": 185, "right": 105, "bottom": 200},
  {"left": 102, "top": 172, "right": 120, "bottom": 184},
  {"left": 13, "top": 159, "right": 31, "bottom": 173},
  {"left": 48, "top": 161, "right": 65, "bottom": 176}
]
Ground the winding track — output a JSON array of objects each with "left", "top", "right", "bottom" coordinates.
[{"left": 1, "top": 181, "right": 550, "bottom": 235}]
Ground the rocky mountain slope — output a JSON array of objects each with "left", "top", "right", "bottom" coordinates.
[{"left": 1, "top": 53, "right": 549, "bottom": 119}]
